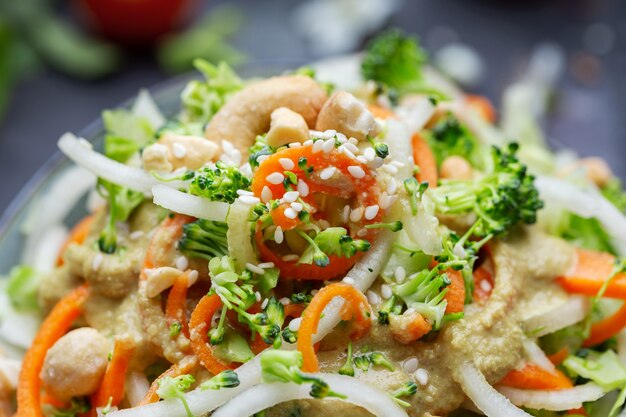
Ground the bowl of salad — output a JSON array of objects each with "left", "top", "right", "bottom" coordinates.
[{"left": 1, "top": 30, "right": 626, "bottom": 417}]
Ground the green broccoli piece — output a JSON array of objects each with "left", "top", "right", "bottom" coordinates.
[
  {"left": 298, "top": 228, "right": 370, "bottom": 267},
  {"left": 97, "top": 179, "right": 144, "bottom": 254},
  {"left": 404, "top": 178, "right": 429, "bottom": 215},
  {"left": 377, "top": 295, "right": 402, "bottom": 325},
  {"left": 260, "top": 350, "right": 345, "bottom": 399},
  {"left": 156, "top": 374, "right": 195, "bottom": 417},
  {"left": 48, "top": 397, "right": 90, "bottom": 417},
  {"left": 391, "top": 381, "right": 417, "bottom": 408},
  {"left": 249, "top": 134, "right": 274, "bottom": 168},
  {"left": 426, "top": 115, "right": 482, "bottom": 169},
  {"left": 189, "top": 161, "right": 251, "bottom": 203},
  {"left": 338, "top": 342, "right": 355, "bottom": 377},
  {"left": 200, "top": 370, "right": 240, "bottom": 390},
  {"left": 364, "top": 221, "right": 403, "bottom": 232},
  {"left": 178, "top": 219, "right": 229, "bottom": 261},
  {"left": 602, "top": 178, "right": 626, "bottom": 213}
]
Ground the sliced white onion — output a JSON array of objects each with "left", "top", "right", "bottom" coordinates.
[
  {"left": 58, "top": 133, "right": 186, "bottom": 195},
  {"left": 395, "top": 97, "right": 436, "bottom": 136},
  {"left": 0, "top": 357, "right": 21, "bottom": 390},
  {"left": 522, "top": 296, "right": 589, "bottom": 338},
  {"left": 522, "top": 339, "right": 555, "bottom": 373},
  {"left": 125, "top": 370, "right": 151, "bottom": 407},
  {"left": 152, "top": 185, "right": 230, "bottom": 222},
  {"left": 132, "top": 89, "right": 166, "bottom": 130},
  {"left": 227, "top": 199, "right": 258, "bottom": 271},
  {"left": 385, "top": 120, "right": 414, "bottom": 179},
  {"left": 28, "top": 225, "right": 68, "bottom": 273},
  {"left": 0, "top": 310, "right": 41, "bottom": 350},
  {"left": 212, "top": 373, "right": 408, "bottom": 417},
  {"left": 498, "top": 383, "right": 606, "bottom": 411},
  {"left": 458, "top": 362, "right": 532, "bottom": 417}
]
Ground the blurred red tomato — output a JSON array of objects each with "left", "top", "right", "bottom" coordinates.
[{"left": 74, "top": 0, "right": 197, "bottom": 45}]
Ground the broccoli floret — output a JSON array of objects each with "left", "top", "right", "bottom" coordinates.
[
  {"left": 367, "top": 136, "right": 389, "bottom": 159},
  {"left": 249, "top": 134, "right": 274, "bottom": 168},
  {"left": 429, "top": 143, "right": 543, "bottom": 239},
  {"left": 260, "top": 350, "right": 345, "bottom": 399},
  {"left": 365, "top": 221, "right": 403, "bottom": 232},
  {"left": 156, "top": 374, "right": 195, "bottom": 417},
  {"left": 189, "top": 161, "right": 251, "bottom": 203},
  {"left": 404, "top": 178, "right": 429, "bottom": 215},
  {"left": 298, "top": 228, "right": 370, "bottom": 267},
  {"left": 97, "top": 179, "right": 144, "bottom": 254},
  {"left": 391, "top": 381, "right": 418, "bottom": 408},
  {"left": 338, "top": 342, "right": 355, "bottom": 377},
  {"left": 200, "top": 370, "right": 240, "bottom": 390},
  {"left": 377, "top": 295, "right": 402, "bottom": 325},
  {"left": 361, "top": 29, "right": 427, "bottom": 95},
  {"left": 178, "top": 219, "right": 229, "bottom": 261},
  {"left": 426, "top": 115, "right": 482, "bottom": 168}
]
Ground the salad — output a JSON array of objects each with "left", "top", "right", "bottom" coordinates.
[{"left": 3, "top": 29, "right": 626, "bottom": 417}]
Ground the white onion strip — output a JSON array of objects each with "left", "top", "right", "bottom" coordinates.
[
  {"left": 522, "top": 339, "right": 555, "bottom": 373},
  {"left": 227, "top": 199, "right": 258, "bottom": 271},
  {"left": 458, "top": 362, "right": 532, "bottom": 417},
  {"left": 125, "top": 371, "right": 151, "bottom": 407},
  {"left": 211, "top": 373, "right": 408, "bottom": 417},
  {"left": 57, "top": 133, "right": 186, "bottom": 195},
  {"left": 498, "top": 383, "right": 605, "bottom": 411},
  {"left": 108, "top": 233, "right": 393, "bottom": 417},
  {"left": 522, "top": 296, "right": 589, "bottom": 338},
  {"left": 152, "top": 185, "right": 229, "bottom": 222}
]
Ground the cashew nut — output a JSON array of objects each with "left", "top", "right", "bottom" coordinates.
[
  {"left": 265, "top": 107, "right": 310, "bottom": 148},
  {"left": 440, "top": 155, "right": 473, "bottom": 180},
  {"left": 40, "top": 328, "right": 111, "bottom": 401},
  {"left": 204, "top": 75, "right": 327, "bottom": 158},
  {"left": 315, "top": 91, "right": 380, "bottom": 141},
  {"left": 143, "top": 134, "right": 220, "bottom": 172}
]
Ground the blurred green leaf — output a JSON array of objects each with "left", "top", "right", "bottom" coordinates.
[{"left": 158, "top": 5, "right": 247, "bottom": 73}]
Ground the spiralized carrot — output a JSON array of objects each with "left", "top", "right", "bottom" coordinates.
[
  {"left": 56, "top": 214, "right": 95, "bottom": 266},
  {"left": 189, "top": 294, "right": 234, "bottom": 375},
  {"left": 139, "top": 359, "right": 196, "bottom": 405},
  {"left": 297, "top": 283, "right": 371, "bottom": 373},
  {"left": 584, "top": 301, "right": 626, "bottom": 347},
  {"left": 165, "top": 271, "right": 191, "bottom": 338},
  {"left": 547, "top": 347, "right": 570, "bottom": 366},
  {"left": 557, "top": 248, "right": 626, "bottom": 299},
  {"left": 16, "top": 285, "right": 89, "bottom": 417},
  {"left": 499, "top": 363, "right": 573, "bottom": 390},
  {"left": 465, "top": 95, "right": 496, "bottom": 123},
  {"left": 367, "top": 104, "right": 398, "bottom": 120},
  {"left": 91, "top": 338, "right": 135, "bottom": 412},
  {"left": 412, "top": 133, "right": 438, "bottom": 187},
  {"left": 443, "top": 269, "right": 465, "bottom": 313}
]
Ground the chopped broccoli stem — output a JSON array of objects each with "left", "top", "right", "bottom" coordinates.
[
  {"left": 378, "top": 295, "right": 402, "bottom": 325},
  {"left": 209, "top": 307, "right": 228, "bottom": 345},
  {"left": 365, "top": 221, "right": 403, "bottom": 232},
  {"left": 178, "top": 219, "right": 229, "bottom": 261},
  {"left": 156, "top": 374, "right": 195, "bottom": 417},
  {"left": 338, "top": 342, "right": 355, "bottom": 377},
  {"left": 403, "top": 178, "right": 429, "bottom": 216},
  {"left": 97, "top": 179, "right": 144, "bottom": 254},
  {"left": 200, "top": 370, "right": 240, "bottom": 390},
  {"left": 298, "top": 227, "right": 370, "bottom": 267},
  {"left": 391, "top": 381, "right": 417, "bottom": 408}
]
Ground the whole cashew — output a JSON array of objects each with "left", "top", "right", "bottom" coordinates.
[
  {"left": 315, "top": 91, "right": 380, "bottom": 141},
  {"left": 204, "top": 75, "right": 328, "bottom": 159}
]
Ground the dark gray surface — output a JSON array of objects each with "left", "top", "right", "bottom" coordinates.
[{"left": 1, "top": 0, "right": 624, "bottom": 214}]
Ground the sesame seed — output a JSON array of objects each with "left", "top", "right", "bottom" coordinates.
[
  {"left": 279, "top": 158, "right": 295, "bottom": 170},
  {"left": 323, "top": 129, "right": 337, "bottom": 138},
  {"left": 364, "top": 205, "right": 380, "bottom": 220},
  {"left": 349, "top": 206, "right": 364, "bottom": 222},
  {"left": 261, "top": 298, "right": 269, "bottom": 309},
  {"left": 239, "top": 195, "right": 260, "bottom": 205},
  {"left": 129, "top": 230, "right": 145, "bottom": 241},
  {"left": 258, "top": 262, "right": 275, "bottom": 269},
  {"left": 266, "top": 172, "right": 285, "bottom": 185},
  {"left": 366, "top": 290, "right": 381, "bottom": 305},
  {"left": 348, "top": 137, "right": 358, "bottom": 145},
  {"left": 303, "top": 139, "right": 314, "bottom": 147},
  {"left": 176, "top": 256, "right": 189, "bottom": 271},
  {"left": 357, "top": 228, "right": 368, "bottom": 237},
  {"left": 188, "top": 270, "right": 199, "bottom": 283},
  {"left": 414, "top": 369, "right": 429, "bottom": 386},
  {"left": 255, "top": 291, "right": 262, "bottom": 302},
  {"left": 347, "top": 165, "right": 366, "bottom": 179},
  {"left": 279, "top": 297, "right": 291, "bottom": 306},
  {"left": 322, "top": 138, "right": 335, "bottom": 153},
  {"left": 257, "top": 154, "right": 270, "bottom": 164},
  {"left": 289, "top": 318, "right": 302, "bottom": 331},
  {"left": 237, "top": 189, "right": 254, "bottom": 196},
  {"left": 369, "top": 157, "right": 384, "bottom": 169},
  {"left": 261, "top": 186, "right": 273, "bottom": 203},
  {"left": 344, "top": 142, "right": 359, "bottom": 154},
  {"left": 284, "top": 207, "right": 298, "bottom": 219},
  {"left": 240, "top": 163, "right": 253, "bottom": 178},
  {"left": 343, "top": 277, "right": 355, "bottom": 285},
  {"left": 381, "top": 164, "right": 398, "bottom": 175},
  {"left": 378, "top": 192, "right": 391, "bottom": 209},
  {"left": 391, "top": 160, "right": 405, "bottom": 168},
  {"left": 363, "top": 147, "right": 376, "bottom": 161},
  {"left": 172, "top": 143, "right": 187, "bottom": 159},
  {"left": 283, "top": 191, "right": 299, "bottom": 203},
  {"left": 297, "top": 180, "right": 310, "bottom": 197},
  {"left": 403, "top": 357, "right": 419, "bottom": 373},
  {"left": 395, "top": 266, "right": 406, "bottom": 283},
  {"left": 381, "top": 284, "right": 392, "bottom": 299},
  {"left": 311, "top": 289, "right": 319, "bottom": 296},
  {"left": 92, "top": 253, "right": 104, "bottom": 271},
  {"left": 320, "top": 166, "right": 337, "bottom": 180},
  {"left": 338, "top": 145, "right": 356, "bottom": 160},
  {"left": 480, "top": 280, "right": 492, "bottom": 292},
  {"left": 282, "top": 254, "right": 299, "bottom": 262},
  {"left": 312, "top": 139, "right": 325, "bottom": 153},
  {"left": 356, "top": 156, "right": 368, "bottom": 164},
  {"left": 318, "top": 219, "right": 330, "bottom": 229},
  {"left": 274, "top": 226, "right": 284, "bottom": 244},
  {"left": 336, "top": 133, "right": 347, "bottom": 143},
  {"left": 289, "top": 142, "right": 302, "bottom": 148},
  {"left": 290, "top": 202, "right": 303, "bottom": 212},
  {"left": 387, "top": 178, "right": 398, "bottom": 194},
  {"left": 342, "top": 205, "right": 350, "bottom": 223},
  {"left": 246, "top": 263, "right": 265, "bottom": 275}
]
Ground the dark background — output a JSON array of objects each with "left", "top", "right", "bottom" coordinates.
[{"left": 1, "top": 0, "right": 624, "bottom": 214}]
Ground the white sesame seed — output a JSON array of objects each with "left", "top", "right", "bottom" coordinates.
[
  {"left": 239, "top": 195, "right": 260, "bottom": 205},
  {"left": 391, "top": 160, "right": 405, "bottom": 168},
  {"left": 282, "top": 254, "right": 299, "bottom": 262},
  {"left": 363, "top": 147, "right": 376, "bottom": 161},
  {"left": 364, "top": 205, "right": 380, "bottom": 220},
  {"left": 257, "top": 154, "right": 270, "bottom": 164},
  {"left": 403, "top": 357, "right": 419, "bottom": 373},
  {"left": 343, "top": 142, "right": 359, "bottom": 154},
  {"left": 255, "top": 291, "right": 262, "bottom": 302},
  {"left": 480, "top": 279, "right": 492, "bottom": 292},
  {"left": 394, "top": 266, "right": 406, "bottom": 283},
  {"left": 323, "top": 129, "right": 337, "bottom": 138},
  {"left": 318, "top": 219, "right": 330, "bottom": 229},
  {"left": 356, "top": 156, "right": 368, "bottom": 164},
  {"left": 357, "top": 228, "right": 368, "bottom": 237},
  {"left": 283, "top": 191, "right": 299, "bottom": 203},
  {"left": 188, "top": 270, "right": 199, "bottom": 283},
  {"left": 92, "top": 253, "right": 104, "bottom": 271},
  {"left": 320, "top": 166, "right": 337, "bottom": 180},
  {"left": 279, "top": 158, "right": 295, "bottom": 170},
  {"left": 348, "top": 137, "right": 358, "bottom": 145},
  {"left": 342, "top": 205, "right": 350, "bottom": 223},
  {"left": 129, "top": 230, "right": 145, "bottom": 241},
  {"left": 297, "top": 180, "right": 310, "bottom": 197},
  {"left": 347, "top": 165, "right": 366, "bottom": 179},
  {"left": 266, "top": 172, "right": 285, "bottom": 185},
  {"left": 172, "top": 143, "right": 187, "bottom": 159},
  {"left": 176, "top": 256, "right": 189, "bottom": 271},
  {"left": 289, "top": 318, "right": 302, "bottom": 331},
  {"left": 366, "top": 290, "right": 381, "bottom": 305},
  {"left": 261, "top": 298, "right": 269, "bottom": 309},
  {"left": 336, "top": 132, "right": 347, "bottom": 143},
  {"left": 279, "top": 297, "right": 291, "bottom": 306},
  {"left": 303, "top": 139, "right": 314, "bottom": 147},
  {"left": 284, "top": 207, "right": 298, "bottom": 219},
  {"left": 240, "top": 163, "right": 253, "bottom": 178},
  {"left": 387, "top": 178, "right": 398, "bottom": 194},
  {"left": 343, "top": 277, "right": 355, "bottom": 286},
  {"left": 246, "top": 263, "right": 265, "bottom": 275},
  {"left": 338, "top": 146, "right": 356, "bottom": 160},
  {"left": 378, "top": 192, "right": 391, "bottom": 209},
  {"left": 310, "top": 289, "right": 319, "bottom": 296},
  {"left": 381, "top": 284, "right": 392, "bottom": 299},
  {"left": 322, "top": 138, "right": 335, "bottom": 153},
  {"left": 261, "top": 186, "right": 273, "bottom": 203},
  {"left": 258, "top": 262, "right": 275, "bottom": 269},
  {"left": 381, "top": 164, "right": 398, "bottom": 175},
  {"left": 289, "top": 142, "right": 302, "bottom": 148},
  {"left": 237, "top": 189, "right": 254, "bottom": 196},
  {"left": 274, "top": 226, "right": 284, "bottom": 244},
  {"left": 312, "top": 139, "right": 325, "bottom": 153},
  {"left": 290, "top": 202, "right": 303, "bottom": 212},
  {"left": 369, "top": 157, "right": 384, "bottom": 169},
  {"left": 414, "top": 369, "right": 429, "bottom": 386},
  {"left": 349, "top": 206, "right": 364, "bottom": 222}
]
